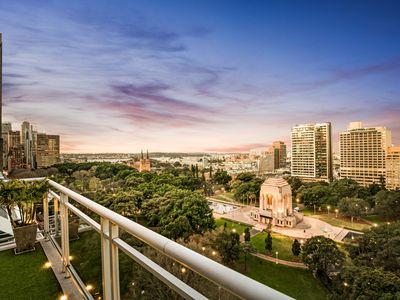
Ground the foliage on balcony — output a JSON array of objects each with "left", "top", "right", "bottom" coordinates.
[{"left": 0, "top": 179, "right": 48, "bottom": 228}]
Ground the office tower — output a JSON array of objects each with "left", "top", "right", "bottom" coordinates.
[
  {"left": 258, "top": 150, "right": 275, "bottom": 174},
  {"left": 340, "top": 122, "right": 391, "bottom": 186},
  {"left": 20, "top": 121, "right": 35, "bottom": 167},
  {"left": 7, "top": 130, "right": 20, "bottom": 151},
  {"left": 35, "top": 133, "right": 60, "bottom": 168},
  {"left": 2, "top": 122, "right": 11, "bottom": 168},
  {"left": 291, "top": 122, "right": 333, "bottom": 182},
  {"left": 0, "top": 33, "right": 3, "bottom": 169},
  {"left": 272, "top": 141, "right": 287, "bottom": 169},
  {"left": 7, "top": 130, "right": 23, "bottom": 170},
  {"left": 385, "top": 146, "right": 400, "bottom": 190}
]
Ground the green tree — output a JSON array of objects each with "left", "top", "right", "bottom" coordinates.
[
  {"left": 302, "top": 236, "right": 345, "bottom": 282},
  {"left": 244, "top": 227, "right": 251, "bottom": 242},
  {"left": 213, "top": 230, "right": 241, "bottom": 265},
  {"left": 233, "top": 179, "right": 262, "bottom": 204},
  {"left": 292, "top": 239, "right": 301, "bottom": 257},
  {"left": 143, "top": 189, "right": 215, "bottom": 240},
  {"left": 375, "top": 190, "right": 400, "bottom": 220},
  {"left": 287, "top": 176, "right": 304, "bottom": 198},
  {"left": 332, "top": 266, "right": 400, "bottom": 300},
  {"left": 299, "top": 184, "right": 334, "bottom": 208},
  {"left": 330, "top": 178, "right": 361, "bottom": 199},
  {"left": 236, "top": 172, "right": 255, "bottom": 182},
  {"left": 346, "top": 222, "right": 400, "bottom": 276},
  {"left": 213, "top": 169, "right": 232, "bottom": 186},
  {"left": 338, "top": 197, "right": 369, "bottom": 224},
  {"left": 265, "top": 232, "right": 273, "bottom": 253},
  {"left": 242, "top": 242, "right": 256, "bottom": 272}
]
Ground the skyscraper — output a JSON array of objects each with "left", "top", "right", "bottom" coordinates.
[
  {"left": 291, "top": 123, "right": 333, "bottom": 182},
  {"left": 272, "top": 141, "right": 287, "bottom": 169},
  {"left": 386, "top": 146, "right": 400, "bottom": 190},
  {"left": 339, "top": 122, "right": 391, "bottom": 186},
  {"left": 21, "top": 121, "right": 34, "bottom": 167},
  {"left": 35, "top": 133, "right": 60, "bottom": 168},
  {"left": 0, "top": 33, "right": 3, "bottom": 169}
]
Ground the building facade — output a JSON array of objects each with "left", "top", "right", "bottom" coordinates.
[
  {"left": 129, "top": 150, "right": 151, "bottom": 172},
  {"left": 35, "top": 133, "right": 60, "bottom": 168},
  {"left": 250, "top": 178, "right": 296, "bottom": 227},
  {"left": 1, "top": 122, "right": 11, "bottom": 168},
  {"left": 272, "top": 141, "right": 287, "bottom": 169},
  {"left": 340, "top": 122, "right": 391, "bottom": 186},
  {"left": 386, "top": 146, "right": 400, "bottom": 190},
  {"left": 258, "top": 149, "right": 275, "bottom": 174},
  {"left": 291, "top": 122, "right": 333, "bottom": 182}
]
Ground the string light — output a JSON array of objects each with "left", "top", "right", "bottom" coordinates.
[{"left": 86, "top": 285, "right": 93, "bottom": 291}]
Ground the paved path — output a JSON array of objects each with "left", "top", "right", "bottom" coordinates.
[
  {"left": 40, "top": 240, "right": 84, "bottom": 300},
  {"left": 252, "top": 253, "right": 307, "bottom": 269},
  {"left": 216, "top": 205, "right": 352, "bottom": 241}
]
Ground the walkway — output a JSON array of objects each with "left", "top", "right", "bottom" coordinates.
[
  {"left": 218, "top": 205, "right": 353, "bottom": 241},
  {"left": 252, "top": 253, "right": 307, "bottom": 269},
  {"left": 40, "top": 240, "right": 84, "bottom": 300}
]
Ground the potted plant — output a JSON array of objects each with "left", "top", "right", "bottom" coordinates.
[{"left": 0, "top": 179, "right": 48, "bottom": 253}]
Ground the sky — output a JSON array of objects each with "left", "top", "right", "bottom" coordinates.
[{"left": 1, "top": 0, "right": 400, "bottom": 153}]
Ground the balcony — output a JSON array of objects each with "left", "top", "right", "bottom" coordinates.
[{"left": 0, "top": 178, "right": 292, "bottom": 300}]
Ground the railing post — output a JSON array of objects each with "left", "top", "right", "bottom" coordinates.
[
  {"left": 60, "top": 193, "right": 70, "bottom": 277},
  {"left": 101, "top": 217, "right": 120, "bottom": 300},
  {"left": 43, "top": 191, "right": 49, "bottom": 240},
  {"left": 110, "top": 222, "right": 120, "bottom": 299},
  {"left": 54, "top": 195, "right": 59, "bottom": 236}
]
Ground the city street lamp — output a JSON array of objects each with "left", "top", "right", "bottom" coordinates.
[
  {"left": 327, "top": 206, "right": 330, "bottom": 215},
  {"left": 275, "top": 251, "right": 279, "bottom": 264},
  {"left": 335, "top": 209, "right": 339, "bottom": 218}
]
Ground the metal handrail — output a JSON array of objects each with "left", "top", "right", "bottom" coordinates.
[{"left": 45, "top": 178, "right": 292, "bottom": 299}]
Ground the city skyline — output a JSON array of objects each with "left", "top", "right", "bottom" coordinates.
[{"left": 1, "top": 1, "right": 400, "bottom": 153}]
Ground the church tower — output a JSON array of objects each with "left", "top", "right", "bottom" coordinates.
[{"left": 139, "top": 149, "right": 151, "bottom": 172}]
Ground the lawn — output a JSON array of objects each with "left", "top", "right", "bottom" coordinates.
[
  {"left": 300, "top": 207, "right": 379, "bottom": 231},
  {"left": 215, "top": 218, "right": 251, "bottom": 235},
  {"left": 234, "top": 255, "right": 327, "bottom": 300},
  {"left": 211, "top": 192, "right": 240, "bottom": 203},
  {"left": 310, "top": 213, "right": 371, "bottom": 231},
  {"left": 0, "top": 245, "right": 63, "bottom": 299},
  {"left": 250, "top": 232, "right": 302, "bottom": 262},
  {"left": 363, "top": 214, "right": 388, "bottom": 226}
]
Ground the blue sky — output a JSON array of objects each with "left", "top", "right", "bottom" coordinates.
[{"left": 1, "top": 0, "right": 399, "bottom": 152}]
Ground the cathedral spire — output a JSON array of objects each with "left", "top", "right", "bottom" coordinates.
[
  {"left": 141, "top": 149, "right": 144, "bottom": 160},
  {"left": 146, "top": 149, "right": 149, "bottom": 159}
]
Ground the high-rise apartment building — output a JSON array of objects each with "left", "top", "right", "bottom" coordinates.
[
  {"left": 291, "top": 122, "right": 333, "bottom": 182},
  {"left": 35, "top": 133, "right": 60, "bottom": 168},
  {"left": 386, "top": 146, "right": 400, "bottom": 190},
  {"left": 339, "top": 122, "right": 391, "bottom": 186},
  {"left": 258, "top": 148, "right": 275, "bottom": 174},
  {"left": 272, "top": 141, "right": 287, "bottom": 169}
]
